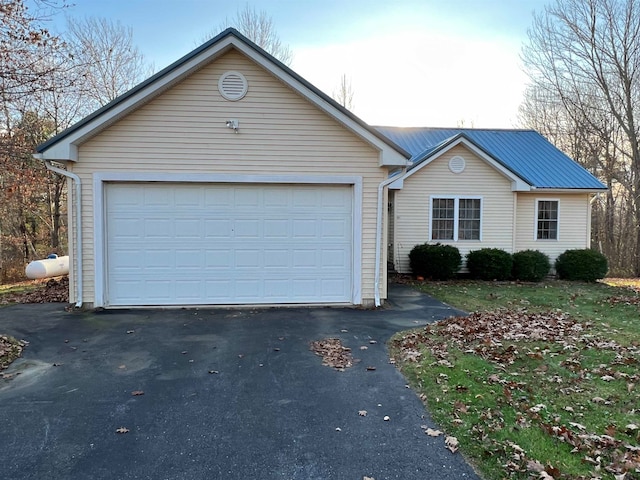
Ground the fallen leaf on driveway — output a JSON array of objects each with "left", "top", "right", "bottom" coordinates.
[
  {"left": 366, "top": 366, "right": 376, "bottom": 371},
  {"left": 425, "top": 428, "right": 443, "bottom": 437},
  {"left": 310, "top": 338, "right": 353, "bottom": 370},
  {"left": 131, "top": 390, "right": 144, "bottom": 396},
  {"left": 383, "top": 416, "right": 390, "bottom": 421},
  {"left": 445, "top": 436, "right": 459, "bottom": 453},
  {"left": 363, "top": 476, "right": 375, "bottom": 480},
  {"left": 116, "top": 427, "right": 129, "bottom": 434},
  {"left": 359, "top": 410, "right": 367, "bottom": 416}
]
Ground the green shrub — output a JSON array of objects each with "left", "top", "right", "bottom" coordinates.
[
  {"left": 409, "top": 243, "right": 461, "bottom": 280},
  {"left": 512, "top": 250, "right": 551, "bottom": 282},
  {"left": 466, "top": 248, "right": 513, "bottom": 280},
  {"left": 555, "top": 249, "right": 608, "bottom": 282}
]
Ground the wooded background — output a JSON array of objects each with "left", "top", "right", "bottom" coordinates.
[{"left": 1, "top": 0, "right": 639, "bottom": 282}]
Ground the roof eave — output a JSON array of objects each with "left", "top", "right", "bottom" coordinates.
[
  {"left": 529, "top": 186, "right": 608, "bottom": 193},
  {"left": 37, "top": 28, "right": 410, "bottom": 166}
]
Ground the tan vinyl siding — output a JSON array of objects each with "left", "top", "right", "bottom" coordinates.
[
  {"left": 515, "top": 193, "right": 591, "bottom": 264},
  {"left": 72, "top": 49, "right": 384, "bottom": 305},
  {"left": 393, "top": 145, "right": 515, "bottom": 274}
]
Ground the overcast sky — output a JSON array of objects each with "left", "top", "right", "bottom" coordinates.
[{"left": 46, "top": 0, "right": 547, "bottom": 128}]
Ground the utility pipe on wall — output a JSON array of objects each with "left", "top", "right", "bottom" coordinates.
[{"left": 33, "top": 155, "right": 83, "bottom": 308}]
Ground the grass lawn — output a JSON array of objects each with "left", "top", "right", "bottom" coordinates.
[{"left": 389, "top": 279, "right": 640, "bottom": 480}]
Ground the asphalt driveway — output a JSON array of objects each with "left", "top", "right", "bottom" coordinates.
[{"left": 0, "top": 285, "right": 479, "bottom": 480}]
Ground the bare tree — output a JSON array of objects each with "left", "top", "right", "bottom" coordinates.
[
  {"left": 332, "top": 74, "right": 355, "bottom": 111},
  {"left": 0, "top": 10, "right": 153, "bottom": 280},
  {"left": 203, "top": 5, "right": 293, "bottom": 65},
  {"left": 66, "top": 17, "right": 153, "bottom": 109},
  {"left": 521, "top": 0, "right": 640, "bottom": 276}
]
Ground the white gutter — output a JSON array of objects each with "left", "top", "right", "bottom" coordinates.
[
  {"left": 374, "top": 168, "right": 406, "bottom": 307},
  {"left": 34, "top": 155, "right": 83, "bottom": 308}
]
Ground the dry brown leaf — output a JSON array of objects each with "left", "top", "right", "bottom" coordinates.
[
  {"left": 363, "top": 476, "right": 375, "bottom": 480},
  {"left": 445, "top": 436, "right": 459, "bottom": 453},
  {"left": 425, "top": 428, "right": 443, "bottom": 437},
  {"left": 115, "top": 427, "right": 129, "bottom": 434},
  {"left": 527, "top": 459, "right": 545, "bottom": 473},
  {"left": 358, "top": 410, "right": 367, "bottom": 417},
  {"left": 131, "top": 390, "right": 144, "bottom": 396},
  {"left": 310, "top": 338, "right": 353, "bottom": 370}
]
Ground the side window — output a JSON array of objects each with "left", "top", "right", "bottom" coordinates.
[
  {"left": 431, "top": 197, "right": 481, "bottom": 241},
  {"left": 432, "top": 198, "right": 455, "bottom": 240},
  {"left": 536, "top": 200, "right": 558, "bottom": 240}
]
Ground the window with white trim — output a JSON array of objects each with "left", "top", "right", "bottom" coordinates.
[
  {"left": 536, "top": 200, "right": 558, "bottom": 240},
  {"left": 431, "top": 197, "right": 481, "bottom": 241}
]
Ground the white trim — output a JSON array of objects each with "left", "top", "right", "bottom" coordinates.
[
  {"left": 534, "top": 198, "right": 560, "bottom": 241},
  {"left": 429, "top": 195, "right": 483, "bottom": 242},
  {"left": 40, "top": 35, "right": 408, "bottom": 167},
  {"left": 398, "top": 137, "right": 531, "bottom": 191},
  {"left": 586, "top": 196, "right": 592, "bottom": 248},
  {"left": 93, "top": 173, "right": 363, "bottom": 308}
]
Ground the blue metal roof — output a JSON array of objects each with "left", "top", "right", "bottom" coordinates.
[{"left": 375, "top": 127, "right": 606, "bottom": 190}]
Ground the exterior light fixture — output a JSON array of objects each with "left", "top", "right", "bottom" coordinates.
[{"left": 226, "top": 119, "right": 239, "bottom": 133}]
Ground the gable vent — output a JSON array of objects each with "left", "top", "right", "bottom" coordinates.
[
  {"left": 218, "top": 71, "right": 248, "bottom": 101},
  {"left": 449, "top": 155, "right": 466, "bottom": 174}
]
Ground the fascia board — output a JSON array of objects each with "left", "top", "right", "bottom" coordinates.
[
  {"left": 40, "top": 34, "right": 408, "bottom": 167},
  {"left": 231, "top": 41, "right": 408, "bottom": 167},
  {"left": 40, "top": 37, "right": 238, "bottom": 161},
  {"left": 528, "top": 187, "right": 607, "bottom": 194}
]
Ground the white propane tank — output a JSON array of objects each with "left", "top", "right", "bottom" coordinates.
[{"left": 25, "top": 254, "right": 70, "bottom": 279}]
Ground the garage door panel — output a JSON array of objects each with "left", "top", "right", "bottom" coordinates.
[
  {"left": 205, "top": 249, "right": 232, "bottom": 268},
  {"left": 106, "top": 183, "right": 352, "bottom": 306},
  {"left": 175, "top": 219, "right": 201, "bottom": 238},
  {"left": 204, "top": 219, "right": 232, "bottom": 237}
]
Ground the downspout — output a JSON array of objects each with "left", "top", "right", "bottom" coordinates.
[
  {"left": 374, "top": 168, "right": 406, "bottom": 307},
  {"left": 34, "top": 154, "right": 83, "bottom": 308}
]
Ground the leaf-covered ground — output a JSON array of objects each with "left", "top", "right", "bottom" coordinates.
[
  {"left": 389, "top": 280, "right": 640, "bottom": 480},
  {"left": 0, "top": 276, "right": 69, "bottom": 305},
  {"left": 0, "top": 335, "right": 26, "bottom": 374}
]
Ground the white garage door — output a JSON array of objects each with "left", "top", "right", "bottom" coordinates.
[{"left": 105, "top": 183, "right": 353, "bottom": 306}]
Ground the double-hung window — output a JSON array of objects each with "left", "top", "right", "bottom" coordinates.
[
  {"left": 536, "top": 200, "right": 558, "bottom": 240},
  {"left": 431, "top": 196, "right": 481, "bottom": 241}
]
